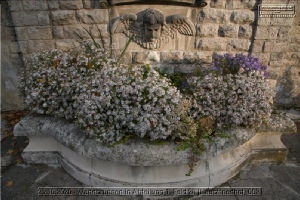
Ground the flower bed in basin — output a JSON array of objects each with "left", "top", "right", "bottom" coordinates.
[{"left": 15, "top": 37, "right": 297, "bottom": 188}]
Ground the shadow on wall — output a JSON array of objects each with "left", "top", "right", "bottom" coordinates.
[
  {"left": 1, "top": 0, "right": 26, "bottom": 111},
  {"left": 247, "top": 0, "right": 261, "bottom": 54},
  {"left": 274, "top": 66, "right": 300, "bottom": 109}
]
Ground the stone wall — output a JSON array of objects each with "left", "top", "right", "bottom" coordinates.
[
  {"left": 1, "top": 0, "right": 26, "bottom": 110},
  {"left": 2, "top": 0, "right": 300, "bottom": 110}
]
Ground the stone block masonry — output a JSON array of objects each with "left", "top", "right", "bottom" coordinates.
[{"left": 2, "top": 0, "right": 300, "bottom": 110}]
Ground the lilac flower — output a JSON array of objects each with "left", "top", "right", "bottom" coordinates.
[{"left": 210, "top": 53, "right": 268, "bottom": 78}]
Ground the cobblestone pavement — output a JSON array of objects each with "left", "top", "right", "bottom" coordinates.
[{"left": 1, "top": 111, "right": 299, "bottom": 200}]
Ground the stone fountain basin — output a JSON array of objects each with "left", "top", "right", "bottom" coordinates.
[{"left": 13, "top": 113, "right": 296, "bottom": 187}]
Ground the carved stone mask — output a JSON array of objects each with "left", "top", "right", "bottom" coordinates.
[{"left": 111, "top": 8, "right": 195, "bottom": 49}]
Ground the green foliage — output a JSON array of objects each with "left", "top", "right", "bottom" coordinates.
[
  {"left": 148, "top": 139, "right": 167, "bottom": 145},
  {"left": 107, "top": 134, "right": 134, "bottom": 148},
  {"left": 77, "top": 27, "right": 132, "bottom": 64}
]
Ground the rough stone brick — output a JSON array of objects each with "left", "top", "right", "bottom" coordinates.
[
  {"left": 255, "top": 26, "right": 279, "bottom": 40},
  {"left": 27, "top": 40, "right": 55, "bottom": 53},
  {"left": 264, "top": 41, "right": 289, "bottom": 53},
  {"left": 231, "top": 10, "right": 254, "bottom": 24},
  {"left": 11, "top": 53, "right": 24, "bottom": 66},
  {"left": 182, "top": 52, "right": 212, "bottom": 64},
  {"left": 242, "top": 0, "right": 257, "bottom": 9},
  {"left": 160, "top": 51, "right": 183, "bottom": 64},
  {"left": 270, "top": 52, "right": 288, "bottom": 61},
  {"left": 11, "top": 11, "right": 38, "bottom": 26},
  {"left": 52, "top": 26, "right": 64, "bottom": 39},
  {"left": 91, "top": 24, "right": 109, "bottom": 38},
  {"left": 76, "top": 10, "right": 109, "bottom": 24},
  {"left": 289, "top": 43, "right": 300, "bottom": 52},
  {"left": 288, "top": 52, "right": 300, "bottom": 65},
  {"left": 7, "top": 1, "right": 23, "bottom": 11},
  {"left": 210, "top": 0, "right": 226, "bottom": 8},
  {"left": 37, "top": 11, "right": 50, "bottom": 25},
  {"left": 196, "top": 38, "right": 227, "bottom": 51},
  {"left": 63, "top": 25, "right": 90, "bottom": 39},
  {"left": 18, "top": 41, "right": 28, "bottom": 54},
  {"left": 22, "top": 0, "right": 48, "bottom": 11},
  {"left": 270, "top": 18, "right": 295, "bottom": 27},
  {"left": 4, "top": 18, "right": 14, "bottom": 27},
  {"left": 198, "top": 8, "right": 230, "bottom": 24},
  {"left": 238, "top": 25, "right": 252, "bottom": 38},
  {"left": 15, "top": 27, "right": 28, "bottom": 40},
  {"left": 266, "top": 66, "right": 283, "bottom": 79},
  {"left": 290, "top": 35, "right": 300, "bottom": 44},
  {"left": 269, "top": 60, "right": 294, "bottom": 68},
  {"left": 48, "top": 0, "right": 59, "bottom": 10},
  {"left": 227, "top": 39, "right": 250, "bottom": 51},
  {"left": 196, "top": 24, "right": 218, "bottom": 37},
  {"left": 119, "top": 52, "right": 132, "bottom": 64},
  {"left": 224, "top": 0, "right": 257, "bottom": 10},
  {"left": 257, "top": 17, "right": 270, "bottom": 26},
  {"left": 27, "top": 26, "right": 52, "bottom": 40},
  {"left": 9, "top": 42, "right": 20, "bottom": 53},
  {"left": 55, "top": 39, "right": 80, "bottom": 51},
  {"left": 83, "top": 0, "right": 96, "bottom": 8},
  {"left": 133, "top": 52, "right": 160, "bottom": 64},
  {"left": 218, "top": 25, "right": 239, "bottom": 38},
  {"left": 277, "top": 27, "right": 290, "bottom": 40},
  {"left": 225, "top": 0, "right": 243, "bottom": 9},
  {"left": 195, "top": 52, "right": 213, "bottom": 64},
  {"left": 182, "top": 52, "right": 196, "bottom": 64},
  {"left": 251, "top": 53, "right": 270, "bottom": 66},
  {"left": 269, "top": 52, "right": 299, "bottom": 66},
  {"left": 51, "top": 10, "right": 77, "bottom": 25},
  {"left": 58, "top": 0, "right": 83, "bottom": 10},
  {"left": 251, "top": 40, "right": 265, "bottom": 53}
]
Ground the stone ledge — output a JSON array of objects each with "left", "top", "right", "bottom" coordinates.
[
  {"left": 13, "top": 113, "right": 296, "bottom": 187},
  {"left": 14, "top": 113, "right": 257, "bottom": 166}
]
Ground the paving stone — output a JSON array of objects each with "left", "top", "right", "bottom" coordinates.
[
  {"left": 1, "top": 156, "right": 13, "bottom": 167},
  {"left": 269, "top": 164, "right": 300, "bottom": 195}
]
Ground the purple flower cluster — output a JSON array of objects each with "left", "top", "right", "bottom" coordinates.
[{"left": 211, "top": 53, "right": 268, "bottom": 78}]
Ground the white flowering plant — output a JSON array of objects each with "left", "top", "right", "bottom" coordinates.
[
  {"left": 20, "top": 33, "right": 196, "bottom": 144},
  {"left": 20, "top": 46, "right": 274, "bottom": 175},
  {"left": 19, "top": 40, "right": 119, "bottom": 120},
  {"left": 73, "top": 64, "right": 196, "bottom": 144},
  {"left": 20, "top": 30, "right": 273, "bottom": 147},
  {"left": 185, "top": 53, "right": 274, "bottom": 130}
]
